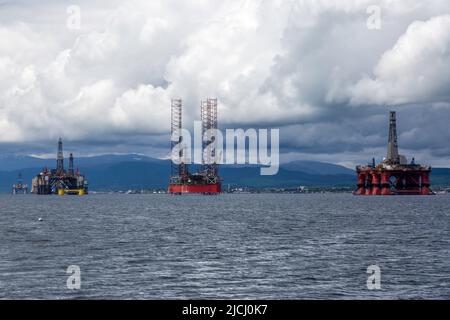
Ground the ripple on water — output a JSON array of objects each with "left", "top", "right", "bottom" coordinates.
[{"left": 0, "top": 193, "right": 449, "bottom": 299}]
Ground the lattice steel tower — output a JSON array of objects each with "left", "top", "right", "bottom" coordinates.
[
  {"left": 201, "top": 98, "right": 218, "bottom": 180},
  {"left": 170, "top": 99, "right": 187, "bottom": 181}
]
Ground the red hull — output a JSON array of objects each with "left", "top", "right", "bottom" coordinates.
[
  {"left": 354, "top": 168, "right": 432, "bottom": 196},
  {"left": 354, "top": 190, "right": 433, "bottom": 196},
  {"left": 168, "top": 184, "right": 221, "bottom": 194}
]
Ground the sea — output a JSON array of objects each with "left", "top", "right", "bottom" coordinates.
[{"left": 0, "top": 193, "right": 449, "bottom": 299}]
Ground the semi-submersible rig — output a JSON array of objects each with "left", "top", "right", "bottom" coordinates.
[
  {"left": 31, "top": 138, "right": 88, "bottom": 195},
  {"left": 355, "top": 111, "right": 432, "bottom": 196},
  {"left": 12, "top": 173, "right": 28, "bottom": 194},
  {"left": 168, "top": 98, "right": 221, "bottom": 194}
]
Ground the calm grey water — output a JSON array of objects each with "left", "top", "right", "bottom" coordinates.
[{"left": 0, "top": 193, "right": 449, "bottom": 299}]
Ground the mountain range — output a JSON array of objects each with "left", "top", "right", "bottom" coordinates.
[{"left": 0, "top": 154, "right": 449, "bottom": 193}]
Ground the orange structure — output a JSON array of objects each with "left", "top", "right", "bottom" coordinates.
[{"left": 355, "top": 112, "right": 433, "bottom": 196}]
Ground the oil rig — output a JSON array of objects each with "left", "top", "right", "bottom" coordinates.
[
  {"left": 12, "top": 173, "right": 28, "bottom": 194},
  {"left": 355, "top": 111, "right": 432, "bottom": 196},
  {"left": 31, "top": 138, "right": 88, "bottom": 195},
  {"left": 168, "top": 98, "right": 221, "bottom": 194}
]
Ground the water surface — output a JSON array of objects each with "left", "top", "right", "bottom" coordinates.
[{"left": 0, "top": 194, "right": 449, "bottom": 299}]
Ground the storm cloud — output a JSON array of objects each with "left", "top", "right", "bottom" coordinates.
[{"left": 0, "top": 0, "right": 449, "bottom": 167}]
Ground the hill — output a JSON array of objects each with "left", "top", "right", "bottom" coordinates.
[{"left": 1, "top": 154, "right": 449, "bottom": 193}]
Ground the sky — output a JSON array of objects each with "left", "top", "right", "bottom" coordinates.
[{"left": 0, "top": 0, "right": 449, "bottom": 167}]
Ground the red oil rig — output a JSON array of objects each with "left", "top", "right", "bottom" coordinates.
[
  {"left": 168, "top": 98, "right": 221, "bottom": 194},
  {"left": 355, "top": 111, "right": 433, "bottom": 196}
]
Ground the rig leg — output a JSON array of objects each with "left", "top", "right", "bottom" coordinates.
[{"left": 371, "top": 173, "right": 381, "bottom": 195}]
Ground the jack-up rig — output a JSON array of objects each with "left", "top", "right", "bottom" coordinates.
[
  {"left": 355, "top": 111, "right": 433, "bottom": 196},
  {"left": 12, "top": 173, "right": 28, "bottom": 194},
  {"left": 31, "top": 138, "right": 88, "bottom": 196},
  {"left": 168, "top": 98, "right": 221, "bottom": 194}
]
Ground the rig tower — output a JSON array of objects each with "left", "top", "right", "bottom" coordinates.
[
  {"left": 68, "top": 153, "right": 74, "bottom": 176},
  {"left": 170, "top": 99, "right": 188, "bottom": 183},
  {"left": 56, "top": 137, "right": 64, "bottom": 175},
  {"left": 201, "top": 98, "right": 219, "bottom": 185},
  {"left": 168, "top": 98, "right": 221, "bottom": 194},
  {"left": 355, "top": 111, "right": 433, "bottom": 196}
]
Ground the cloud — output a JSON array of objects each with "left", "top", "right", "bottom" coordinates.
[
  {"left": 0, "top": 0, "right": 449, "bottom": 166},
  {"left": 349, "top": 14, "right": 450, "bottom": 105}
]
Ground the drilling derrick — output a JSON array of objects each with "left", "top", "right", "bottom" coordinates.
[
  {"left": 168, "top": 98, "right": 221, "bottom": 194},
  {"left": 68, "top": 153, "right": 74, "bottom": 176},
  {"left": 355, "top": 111, "right": 433, "bottom": 196},
  {"left": 56, "top": 137, "right": 64, "bottom": 175},
  {"left": 386, "top": 111, "right": 400, "bottom": 164}
]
